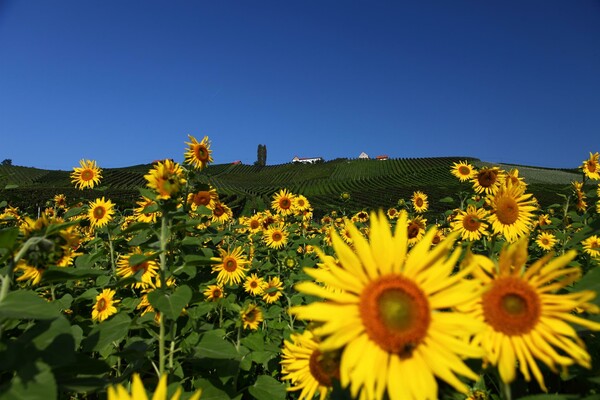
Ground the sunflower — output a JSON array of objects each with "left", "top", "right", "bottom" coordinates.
[
  {"left": 354, "top": 210, "right": 369, "bottom": 223},
  {"left": 451, "top": 205, "right": 489, "bottom": 241},
  {"left": 209, "top": 201, "right": 232, "bottom": 224},
  {"left": 241, "top": 303, "right": 264, "bottom": 330},
  {"left": 184, "top": 134, "right": 213, "bottom": 170},
  {"left": 406, "top": 215, "right": 427, "bottom": 246},
  {"left": 535, "top": 232, "right": 557, "bottom": 251},
  {"left": 92, "top": 289, "right": 119, "bottom": 322},
  {"left": 535, "top": 213, "right": 552, "bottom": 228},
  {"left": 187, "top": 187, "right": 219, "bottom": 210},
  {"left": 572, "top": 181, "right": 588, "bottom": 212},
  {"left": 116, "top": 249, "right": 159, "bottom": 289},
  {"left": 144, "top": 159, "right": 187, "bottom": 200},
  {"left": 487, "top": 182, "right": 537, "bottom": 242},
  {"left": 581, "top": 152, "right": 600, "bottom": 181},
  {"left": 281, "top": 330, "right": 339, "bottom": 400},
  {"left": 463, "top": 240, "right": 600, "bottom": 391},
  {"left": 212, "top": 247, "right": 249, "bottom": 285},
  {"left": 245, "top": 214, "right": 263, "bottom": 234},
  {"left": 262, "top": 276, "right": 284, "bottom": 304},
  {"left": 88, "top": 197, "right": 115, "bottom": 228},
  {"left": 15, "top": 260, "right": 46, "bottom": 285},
  {"left": 272, "top": 189, "right": 296, "bottom": 216},
  {"left": 386, "top": 207, "right": 398, "bottom": 219},
  {"left": 204, "top": 284, "right": 225, "bottom": 301},
  {"left": 505, "top": 168, "right": 527, "bottom": 189},
  {"left": 291, "top": 211, "right": 483, "bottom": 400},
  {"left": 54, "top": 194, "right": 68, "bottom": 209},
  {"left": 582, "top": 235, "right": 600, "bottom": 258},
  {"left": 450, "top": 160, "right": 477, "bottom": 182},
  {"left": 71, "top": 159, "right": 102, "bottom": 190},
  {"left": 244, "top": 273, "right": 267, "bottom": 296},
  {"left": 264, "top": 224, "right": 289, "bottom": 249},
  {"left": 472, "top": 167, "right": 505, "bottom": 196},
  {"left": 133, "top": 196, "right": 160, "bottom": 224},
  {"left": 294, "top": 195, "right": 312, "bottom": 213},
  {"left": 411, "top": 191, "right": 429, "bottom": 213},
  {"left": 107, "top": 373, "right": 201, "bottom": 400}
]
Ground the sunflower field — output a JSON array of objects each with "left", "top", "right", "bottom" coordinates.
[{"left": 1, "top": 137, "right": 600, "bottom": 400}]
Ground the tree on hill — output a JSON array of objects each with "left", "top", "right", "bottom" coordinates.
[
  {"left": 1, "top": 159, "right": 12, "bottom": 166},
  {"left": 254, "top": 144, "right": 267, "bottom": 166}
]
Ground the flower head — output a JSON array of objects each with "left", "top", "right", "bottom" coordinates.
[{"left": 71, "top": 159, "right": 102, "bottom": 190}]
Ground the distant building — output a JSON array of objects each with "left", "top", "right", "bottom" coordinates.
[
  {"left": 376, "top": 155, "right": 389, "bottom": 160},
  {"left": 291, "top": 156, "right": 324, "bottom": 164},
  {"left": 358, "top": 152, "right": 369, "bottom": 159},
  {"left": 232, "top": 160, "right": 242, "bottom": 165}
]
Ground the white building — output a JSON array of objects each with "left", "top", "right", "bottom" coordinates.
[
  {"left": 358, "top": 152, "right": 369, "bottom": 159},
  {"left": 291, "top": 156, "right": 324, "bottom": 164}
]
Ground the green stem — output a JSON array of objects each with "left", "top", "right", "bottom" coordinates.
[
  {"left": 0, "top": 237, "right": 43, "bottom": 305},
  {"left": 107, "top": 230, "right": 116, "bottom": 275},
  {"left": 501, "top": 380, "right": 512, "bottom": 400},
  {"left": 158, "top": 211, "right": 170, "bottom": 377}
]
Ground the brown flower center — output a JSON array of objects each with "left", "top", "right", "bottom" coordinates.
[
  {"left": 359, "top": 275, "right": 430, "bottom": 357},
  {"left": 482, "top": 276, "right": 541, "bottom": 335},
  {"left": 131, "top": 261, "right": 148, "bottom": 273},
  {"left": 478, "top": 169, "right": 498, "bottom": 188},
  {"left": 279, "top": 198, "right": 291, "bottom": 209},
  {"left": 195, "top": 145, "right": 209, "bottom": 162},
  {"left": 93, "top": 206, "right": 106, "bottom": 219},
  {"left": 495, "top": 196, "right": 519, "bottom": 225},
  {"left": 415, "top": 198, "right": 424, "bottom": 207},
  {"left": 193, "top": 192, "right": 211, "bottom": 206},
  {"left": 463, "top": 214, "right": 481, "bottom": 232},
  {"left": 587, "top": 160, "right": 597, "bottom": 173},
  {"left": 458, "top": 165, "right": 471, "bottom": 176},
  {"left": 224, "top": 257, "right": 237, "bottom": 272},
  {"left": 97, "top": 298, "right": 107, "bottom": 312},
  {"left": 272, "top": 232, "right": 283, "bottom": 242},
  {"left": 309, "top": 349, "right": 340, "bottom": 387},
  {"left": 81, "top": 169, "right": 95, "bottom": 181},
  {"left": 407, "top": 223, "right": 421, "bottom": 239},
  {"left": 213, "top": 205, "right": 224, "bottom": 217}
]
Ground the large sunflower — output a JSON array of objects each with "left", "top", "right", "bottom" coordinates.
[
  {"left": 71, "top": 159, "right": 102, "bottom": 190},
  {"left": 184, "top": 134, "right": 213, "bottom": 170},
  {"left": 463, "top": 240, "right": 600, "bottom": 391},
  {"left": 88, "top": 197, "right": 115, "bottom": 228},
  {"left": 133, "top": 196, "right": 160, "bottom": 224},
  {"left": 264, "top": 223, "right": 289, "bottom": 249},
  {"left": 272, "top": 189, "right": 296, "bottom": 216},
  {"left": 581, "top": 235, "right": 600, "bottom": 258},
  {"left": 116, "top": 249, "right": 159, "bottom": 289},
  {"left": 472, "top": 167, "right": 505, "bottom": 195},
  {"left": 281, "top": 329, "right": 339, "bottom": 400},
  {"left": 581, "top": 152, "right": 600, "bottom": 181},
  {"left": 411, "top": 191, "right": 429, "bottom": 213},
  {"left": 107, "top": 373, "right": 201, "bottom": 400},
  {"left": 291, "top": 211, "right": 483, "bottom": 400},
  {"left": 212, "top": 247, "right": 249, "bottom": 285},
  {"left": 451, "top": 205, "right": 489, "bottom": 241},
  {"left": 92, "top": 288, "right": 119, "bottom": 322},
  {"left": 406, "top": 215, "right": 427, "bottom": 246},
  {"left": 450, "top": 160, "right": 477, "bottom": 182},
  {"left": 487, "top": 182, "right": 537, "bottom": 242},
  {"left": 535, "top": 232, "right": 557, "bottom": 252},
  {"left": 262, "top": 276, "right": 284, "bottom": 304},
  {"left": 203, "top": 284, "right": 225, "bottom": 302},
  {"left": 144, "top": 159, "right": 187, "bottom": 200},
  {"left": 187, "top": 187, "right": 219, "bottom": 211},
  {"left": 244, "top": 273, "right": 267, "bottom": 296},
  {"left": 209, "top": 201, "right": 232, "bottom": 224},
  {"left": 241, "top": 303, "right": 264, "bottom": 330}
]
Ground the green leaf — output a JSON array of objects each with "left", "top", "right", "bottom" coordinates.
[
  {"left": 82, "top": 313, "right": 131, "bottom": 352},
  {"left": 439, "top": 196, "right": 454, "bottom": 203},
  {"left": 4, "top": 184, "right": 18, "bottom": 189},
  {"left": 148, "top": 285, "right": 192, "bottom": 321},
  {"left": 41, "top": 267, "right": 107, "bottom": 283},
  {"left": 195, "top": 329, "right": 239, "bottom": 360},
  {"left": 63, "top": 206, "right": 85, "bottom": 219},
  {"left": 569, "top": 267, "right": 600, "bottom": 306},
  {"left": 0, "top": 290, "right": 60, "bottom": 320},
  {"left": 240, "top": 332, "right": 265, "bottom": 351},
  {"left": 183, "top": 254, "right": 218, "bottom": 266},
  {"left": 247, "top": 375, "right": 286, "bottom": 400},
  {"left": 0, "top": 227, "right": 19, "bottom": 250},
  {"left": 128, "top": 231, "right": 153, "bottom": 247},
  {"left": 128, "top": 253, "right": 158, "bottom": 267},
  {"left": 0, "top": 361, "right": 57, "bottom": 400}
]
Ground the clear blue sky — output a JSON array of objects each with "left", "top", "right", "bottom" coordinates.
[{"left": 1, "top": 1, "right": 599, "bottom": 170}]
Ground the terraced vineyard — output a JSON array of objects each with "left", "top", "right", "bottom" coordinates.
[{"left": 0, "top": 157, "right": 588, "bottom": 216}]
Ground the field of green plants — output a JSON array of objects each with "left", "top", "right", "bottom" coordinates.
[{"left": 1, "top": 140, "right": 599, "bottom": 400}]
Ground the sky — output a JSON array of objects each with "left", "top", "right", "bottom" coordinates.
[{"left": 1, "top": 1, "right": 599, "bottom": 170}]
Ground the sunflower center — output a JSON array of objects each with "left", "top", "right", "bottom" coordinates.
[
  {"left": 250, "top": 281, "right": 258, "bottom": 288},
  {"left": 309, "top": 349, "right": 340, "bottom": 387},
  {"left": 495, "top": 196, "right": 519, "bottom": 225},
  {"left": 194, "top": 192, "right": 210, "bottom": 205},
  {"left": 213, "top": 205, "right": 224, "bottom": 217},
  {"left": 245, "top": 308, "right": 258, "bottom": 322},
  {"left": 97, "top": 298, "right": 107, "bottom": 312},
  {"left": 407, "top": 223, "right": 420, "bottom": 239},
  {"left": 541, "top": 238, "right": 549, "bottom": 245},
  {"left": 250, "top": 220, "right": 260, "bottom": 229},
  {"left": 587, "top": 160, "right": 597, "bottom": 172},
  {"left": 458, "top": 165, "right": 471, "bottom": 175},
  {"left": 131, "top": 261, "right": 148, "bottom": 273},
  {"left": 224, "top": 258, "right": 237, "bottom": 272},
  {"left": 478, "top": 170, "right": 497, "bottom": 187},
  {"left": 463, "top": 215, "right": 481, "bottom": 232},
  {"left": 482, "top": 276, "right": 541, "bottom": 336},
  {"left": 279, "top": 198, "right": 291, "bottom": 209},
  {"left": 195, "top": 145, "right": 209, "bottom": 162},
  {"left": 81, "top": 169, "right": 95, "bottom": 181},
  {"left": 212, "top": 288, "right": 222, "bottom": 297},
  {"left": 93, "top": 206, "right": 106, "bottom": 219},
  {"left": 415, "top": 198, "right": 424, "bottom": 207},
  {"left": 272, "top": 232, "right": 283, "bottom": 241},
  {"left": 360, "top": 275, "right": 430, "bottom": 357}
]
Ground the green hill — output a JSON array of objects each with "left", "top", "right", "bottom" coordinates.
[{"left": 0, "top": 157, "right": 587, "bottom": 216}]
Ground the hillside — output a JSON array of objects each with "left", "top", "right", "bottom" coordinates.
[{"left": 0, "top": 157, "right": 587, "bottom": 216}]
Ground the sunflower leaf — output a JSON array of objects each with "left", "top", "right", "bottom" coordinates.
[
  {"left": 247, "top": 375, "right": 286, "bottom": 400},
  {"left": 0, "top": 290, "right": 60, "bottom": 320},
  {"left": 147, "top": 285, "right": 192, "bottom": 321}
]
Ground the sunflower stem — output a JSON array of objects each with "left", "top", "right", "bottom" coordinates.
[
  {"left": 158, "top": 210, "right": 170, "bottom": 377},
  {"left": 107, "top": 230, "right": 116, "bottom": 275},
  {"left": 501, "top": 380, "right": 512, "bottom": 400}
]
